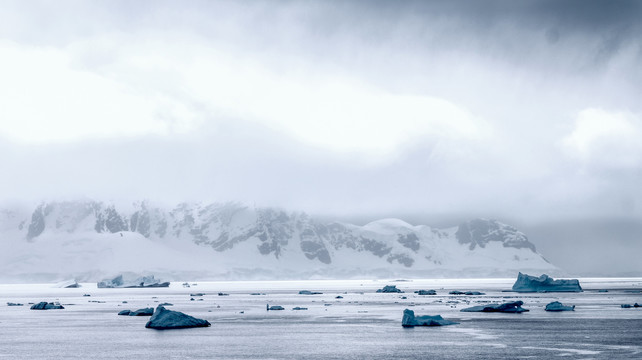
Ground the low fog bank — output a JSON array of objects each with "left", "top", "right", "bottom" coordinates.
[{"left": 522, "top": 218, "right": 642, "bottom": 277}]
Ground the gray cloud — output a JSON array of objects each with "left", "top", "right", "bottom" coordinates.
[{"left": 1, "top": 1, "right": 641, "bottom": 237}]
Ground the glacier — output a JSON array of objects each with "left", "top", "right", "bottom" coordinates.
[{"left": 0, "top": 200, "right": 557, "bottom": 281}]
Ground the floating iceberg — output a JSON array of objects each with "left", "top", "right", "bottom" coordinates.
[
  {"left": 402, "top": 309, "right": 459, "bottom": 327},
  {"left": 545, "top": 301, "right": 575, "bottom": 311},
  {"left": 7, "top": 302, "right": 24, "bottom": 306},
  {"left": 512, "top": 273, "right": 582, "bottom": 292},
  {"left": 118, "top": 310, "right": 131, "bottom": 315},
  {"left": 97, "top": 275, "right": 169, "bottom": 288},
  {"left": 376, "top": 285, "right": 403, "bottom": 293},
  {"left": 54, "top": 279, "right": 80, "bottom": 288},
  {"left": 292, "top": 307, "right": 308, "bottom": 310},
  {"left": 621, "top": 303, "right": 640, "bottom": 308},
  {"left": 299, "top": 290, "right": 323, "bottom": 295},
  {"left": 30, "top": 302, "right": 64, "bottom": 310},
  {"left": 267, "top": 304, "right": 285, "bottom": 311},
  {"left": 129, "top": 307, "right": 154, "bottom": 316},
  {"left": 461, "top": 301, "right": 529, "bottom": 313},
  {"left": 415, "top": 290, "right": 437, "bottom": 295},
  {"left": 465, "top": 291, "right": 485, "bottom": 295},
  {"left": 145, "top": 306, "right": 211, "bottom": 330}
]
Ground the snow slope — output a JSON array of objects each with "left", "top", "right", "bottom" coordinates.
[{"left": 0, "top": 201, "right": 556, "bottom": 282}]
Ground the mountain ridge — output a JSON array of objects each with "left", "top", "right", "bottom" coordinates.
[{"left": 0, "top": 200, "right": 556, "bottom": 282}]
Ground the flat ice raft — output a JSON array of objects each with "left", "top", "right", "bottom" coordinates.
[
  {"left": 461, "top": 301, "right": 529, "bottom": 313},
  {"left": 512, "top": 272, "right": 582, "bottom": 292},
  {"left": 145, "top": 306, "right": 211, "bottom": 330},
  {"left": 402, "top": 309, "right": 459, "bottom": 327}
]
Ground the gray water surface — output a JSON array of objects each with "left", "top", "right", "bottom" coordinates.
[{"left": 1, "top": 278, "right": 641, "bottom": 359}]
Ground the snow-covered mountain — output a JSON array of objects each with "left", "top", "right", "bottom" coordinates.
[{"left": 0, "top": 201, "right": 556, "bottom": 282}]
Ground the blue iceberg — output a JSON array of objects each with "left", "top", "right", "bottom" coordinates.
[
  {"left": 402, "top": 309, "right": 459, "bottom": 327},
  {"left": 512, "top": 273, "right": 582, "bottom": 292},
  {"left": 30, "top": 302, "right": 64, "bottom": 310},
  {"left": 145, "top": 306, "right": 211, "bottom": 330},
  {"left": 545, "top": 301, "right": 575, "bottom": 311},
  {"left": 461, "top": 301, "right": 529, "bottom": 313}
]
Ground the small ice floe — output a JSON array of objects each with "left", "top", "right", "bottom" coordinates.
[
  {"left": 598, "top": 289, "right": 608, "bottom": 292},
  {"left": 182, "top": 282, "right": 191, "bottom": 288},
  {"left": 54, "top": 279, "right": 80, "bottom": 288},
  {"left": 118, "top": 310, "right": 131, "bottom": 315},
  {"left": 545, "top": 301, "right": 575, "bottom": 311},
  {"left": 335, "top": 296, "right": 343, "bottom": 299},
  {"left": 299, "top": 290, "right": 323, "bottom": 295},
  {"left": 82, "top": 294, "right": 91, "bottom": 297},
  {"left": 145, "top": 306, "right": 211, "bottom": 330},
  {"left": 218, "top": 293, "right": 229, "bottom": 296},
  {"left": 401, "top": 309, "right": 459, "bottom": 327},
  {"left": 292, "top": 307, "right": 308, "bottom": 311},
  {"left": 250, "top": 293, "right": 265, "bottom": 295},
  {"left": 128, "top": 308, "right": 154, "bottom": 316},
  {"left": 267, "top": 304, "right": 285, "bottom": 311},
  {"left": 159, "top": 303, "right": 173, "bottom": 306},
  {"left": 512, "top": 272, "right": 582, "bottom": 292},
  {"left": 461, "top": 301, "right": 529, "bottom": 313},
  {"left": 450, "top": 290, "right": 485, "bottom": 295},
  {"left": 414, "top": 290, "right": 437, "bottom": 295},
  {"left": 190, "top": 293, "right": 205, "bottom": 297},
  {"left": 7, "top": 302, "right": 24, "bottom": 306},
  {"left": 376, "top": 285, "right": 403, "bottom": 293},
  {"left": 30, "top": 302, "right": 64, "bottom": 310},
  {"left": 621, "top": 303, "right": 640, "bottom": 308}
]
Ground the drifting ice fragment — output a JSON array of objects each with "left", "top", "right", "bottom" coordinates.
[
  {"left": 299, "top": 290, "right": 323, "bottom": 295},
  {"left": 461, "top": 301, "right": 529, "bottom": 313},
  {"left": 129, "top": 308, "right": 154, "bottom": 316},
  {"left": 30, "top": 302, "right": 64, "bottom": 310},
  {"left": 145, "top": 306, "right": 211, "bottom": 330},
  {"left": 376, "top": 285, "right": 403, "bottom": 293},
  {"left": 402, "top": 309, "right": 459, "bottom": 327},
  {"left": 414, "top": 290, "right": 437, "bottom": 295},
  {"left": 545, "top": 301, "right": 575, "bottom": 311}
]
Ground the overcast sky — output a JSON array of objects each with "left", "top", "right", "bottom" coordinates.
[{"left": 1, "top": 0, "right": 641, "bottom": 224}]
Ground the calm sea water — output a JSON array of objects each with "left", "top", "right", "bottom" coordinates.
[{"left": 1, "top": 278, "right": 641, "bottom": 359}]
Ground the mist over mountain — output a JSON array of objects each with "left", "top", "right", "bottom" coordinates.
[{"left": 0, "top": 200, "right": 556, "bottom": 282}]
